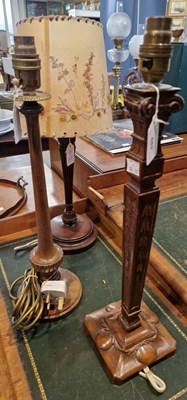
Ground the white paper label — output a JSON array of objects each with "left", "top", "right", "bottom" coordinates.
[
  {"left": 13, "top": 102, "right": 22, "bottom": 144},
  {"left": 126, "top": 158, "right": 140, "bottom": 176},
  {"left": 146, "top": 117, "right": 159, "bottom": 166},
  {"left": 66, "top": 143, "right": 75, "bottom": 166}
]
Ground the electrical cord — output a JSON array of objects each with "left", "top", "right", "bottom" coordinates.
[
  {"left": 139, "top": 367, "right": 166, "bottom": 393},
  {"left": 14, "top": 239, "right": 38, "bottom": 251},
  {"left": 9, "top": 267, "right": 44, "bottom": 331}
]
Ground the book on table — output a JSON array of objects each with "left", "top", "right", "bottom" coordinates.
[{"left": 85, "top": 118, "right": 183, "bottom": 155}]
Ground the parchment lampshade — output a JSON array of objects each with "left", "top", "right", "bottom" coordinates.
[
  {"left": 16, "top": 16, "right": 113, "bottom": 251},
  {"left": 16, "top": 16, "right": 113, "bottom": 137}
]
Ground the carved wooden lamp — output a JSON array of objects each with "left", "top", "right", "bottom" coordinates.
[
  {"left": 16, "top": 16, "right": 113, "bottom": 251},
  {"left": 11, "top": 36, "right": 82, "bottom": 327},
  {"left": 84, "top": 16, "right": 184, "bottom": 383}
]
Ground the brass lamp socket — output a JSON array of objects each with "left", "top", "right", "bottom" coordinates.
[
  {"left": 113, "top": 38, "right": 124, "bottom": 49},
  {"left": 138, "top": 16, "right": 172, "bottom": 84},
  {"left": 12, "top": 36, "right": 41, "bottom": 92}
]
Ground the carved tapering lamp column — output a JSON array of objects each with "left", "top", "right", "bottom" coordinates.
[
  {"left": 12, "top": 36, "right": 82, "bottom": 321},
  {"left": 84, "top": 17, "right": 184, "bottom": 383},
  {"left": 16, "top": 16, "right": 113, "bottom": 251}
]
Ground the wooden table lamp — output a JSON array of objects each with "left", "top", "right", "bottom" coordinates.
[
  {"left": 11, "top": 36, "right": 82, "bottom": 328},
  {"left": 84, "top": 16, "right": 184, "bottom": 383},
  {"left": 16, "top": 16, "right": 113, "bottom": 251}
]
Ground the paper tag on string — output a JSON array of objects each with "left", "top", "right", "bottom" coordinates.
[
  {"left": 146, "top": 83, "right": 168, "bottom": 166},
  {"left": 66, "top": 142, "right": 75, "bottom": 166},
  {"left": 13, "top": 83, "right": 23, "bottom": 144},
  {"left": 13, "top": 101, "right": 22, "bottom": 144},
  {"left": 146, "top": 116, "right": 159, "bottom": 166}
]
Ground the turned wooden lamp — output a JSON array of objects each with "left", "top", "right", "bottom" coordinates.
[
  {"left": 16, "top": 16, "right": 113, "bottom": 251},
  {"left": 84, "top": 16, "right": 184, "bottom": 383},
  {"left": 11, "top": 36, "right": 83, "bottom": 325}
]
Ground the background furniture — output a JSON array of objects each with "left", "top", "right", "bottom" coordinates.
[
  {"left": 163, "top": 42, "right": 187, "bottom": 133},
  {"left": 0, "top": 130, "right": 49, "bottom": 158},
  {"left": 49, "top": 133, "right": 187, "bottom": 198},
  {"left": 25, "top": 0, "right": 65, "bottom": 16}
]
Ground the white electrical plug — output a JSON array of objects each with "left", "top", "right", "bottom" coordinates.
[{"left": 41, "top": 280, "right": 67, "bottom": 311}]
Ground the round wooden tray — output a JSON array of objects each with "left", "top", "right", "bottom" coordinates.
[{"left": 0, "top": 177, "right": 28, "bottom": 219}]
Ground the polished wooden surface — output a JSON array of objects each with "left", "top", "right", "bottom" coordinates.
[
  {"left": 85, "top": 300, "right": 176, "bottom": 384},
  {"left": 0, "top": 129, "right": 49, "bottom": 158},
  {"left": 76, "top": 133, "right": 187, "bottom": 173},
  {"left": 0, "top": 161, "right": 83, "bottom": 242},
  {"left": 0, "top": 178, "right": 27, "bottom": 218},
  {"left": 50, "top": 132, "right": 187, "bottom": 198}
]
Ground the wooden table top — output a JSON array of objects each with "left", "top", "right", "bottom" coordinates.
[
  {"left": 75, "top": 133, "right": 187, "bottom": 175},
  {"left": 0, "top": 130, "right": 49, "bottom": 158}
]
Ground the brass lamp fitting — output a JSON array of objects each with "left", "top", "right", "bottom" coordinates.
[
  {"left": 113, "top": 38, "right": 124, "bottom": 50},
  {"left": 12, "top": 36, "right": 41, "bottom": 92},
  {"left": 138, "top": 16, "right": 172, "bottom": 83}
]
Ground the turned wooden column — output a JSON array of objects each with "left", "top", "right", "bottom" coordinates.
[
  {"left": 57, "top": 137, "right": 77, "bottom": 225},
  {"left": 50, "top": 137, "right": 98, "bottom": 251},
  {"left": 12, "top": 36, "right": 82, "bottom": 322},
  {"left": 19, "top": 100, "right": 82, "bottom": 319},
  {"left": 84, "top": 84, "right": 184, "bottom": 383},
  {"left": 20, "top": 101, "right": 63, "bottom": 279}
]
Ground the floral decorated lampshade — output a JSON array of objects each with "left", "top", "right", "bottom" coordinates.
[{"left": 16, "top": 16, "right": 113, "bottom": 137}]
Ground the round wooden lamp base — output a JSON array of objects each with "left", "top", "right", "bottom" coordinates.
[
  {"left": 43, "top": 268, "right": 82, "bottom": 320},
  {"left": 50, "top": 213, "right": 98, "bottom": 251}
]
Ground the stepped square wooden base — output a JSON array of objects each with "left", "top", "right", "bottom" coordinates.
[{"left": 84, "top": 300, "right": 176, "bottom": 384}]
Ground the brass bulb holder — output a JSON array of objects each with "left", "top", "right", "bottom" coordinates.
[
  {"left": 12, "top": 36, "right": 41, "bottom": 92},
  {"left": 138, "top": 16, "right": 172, "bottom": 84}
]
